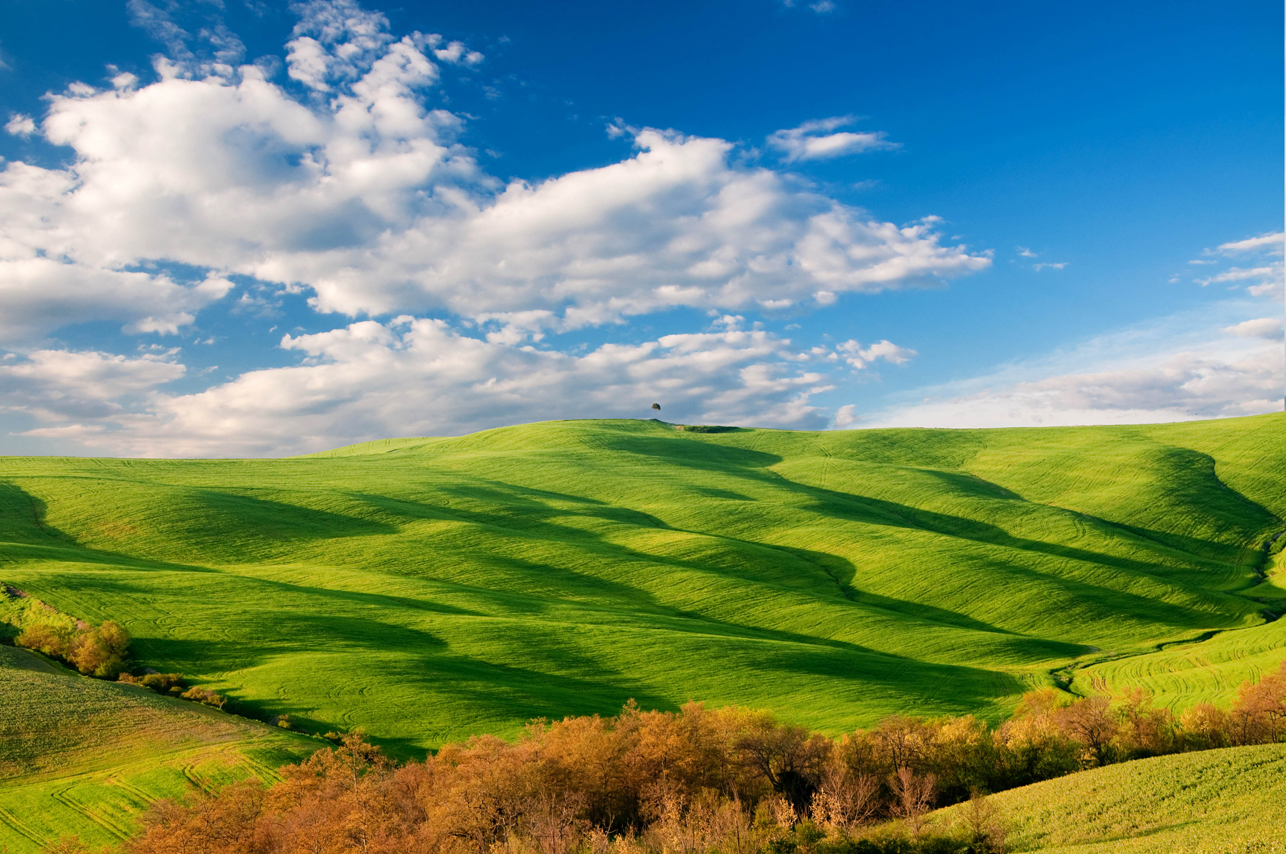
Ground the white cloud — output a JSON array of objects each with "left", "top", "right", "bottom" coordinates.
[
  {"left": 0, "top": 349, "right": 184, "bottom": 423},
  {"left": 768, "top": 116, "right": 900, "bottom": 162},
  {"left": 18, "top": 320, "right": 843, "bottom": 457},
  {"left": 0, "top": 23, "right": 985, "bottom": 347},
  {"left": 832, "top": 403, "right": 859, "bottom": 427},
  {"left": 0, "top": 0, "right": 997, "bottom": 454},
  {"left": 861, "top": 300, "right": 1284, "bottom": 429},
  {"left": 1017, "top": 247, "right": 1037, "bottom": 258},
  {"left": 1197, "top": 266, "right": 1278, "bottom": 286},
  {"left": 1184, "top": 230, "right": 1283, "bottom": 298},
  {"left": 836, "top": 338, "right": 917, "bottom": 369},
  {"left": 1223, "top": 317, "right": 1284, "bottom": 340},
  {"left": 4, "top": 113, "right": 35, "bottom": 137},
  {"left": 1217, "top": 232, "right": 1284, "bottom": 255},
  {"left": 427, "top": 35, "right": 484, "bottom": 66},
  {"left": 1032, "top": 261, "right": 1066, "bottom": 271},
  {"left": 781, "top": 0, "right": 838, "bottom": 13}
]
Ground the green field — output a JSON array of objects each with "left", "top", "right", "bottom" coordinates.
[
  {"left": 2, "top": 415, "right": 1284, "bottom": 749},
  {"left": 935, "top": 742, "right": 1286, "bottom": 852},
  {"left": 1, "top": 414, "right": 1285, "bottom": 848},
  {"left": 0, "top": 644, "right": 314, "bottom": 852}
]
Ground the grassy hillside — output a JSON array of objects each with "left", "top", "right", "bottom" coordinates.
[
  {"left": 0, "top": 414, "right": 1283, "bottom": 764},
  {"left": 937, "top": 742, "right": 1286, "bottom": 853},
  {"left": 0, "top": 644, "right": 315, "bottom": 852}
]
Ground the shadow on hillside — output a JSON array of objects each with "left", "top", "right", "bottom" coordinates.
[
  {"left": 0, "top": 481, "right": 222, "bottom": 575},
  {"left": 467, "top": 437, "right": 1274, "bottom": 631},
  {"left": 339, "top": 457, "right": 1241, "bottom": 644},
  {"left": 0, "top": 480, "right": 406, "bottom": 570},
  {"left": 607, "top": 433, "right": 1279, "bottom": 573}
]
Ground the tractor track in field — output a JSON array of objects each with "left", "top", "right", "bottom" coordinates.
[
  {"left": 0, "top": 804, "right": 45, "bottom": 846},
  {"left": 50, "top": 781, "right": 133, "bottom": 839}
]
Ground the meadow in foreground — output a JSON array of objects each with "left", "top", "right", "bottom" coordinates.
[
  {"left": 44, "top": 674, "right": 1286, "bottom": 854},
  {"left": 0, "top": 644, "right": 312, "bottom": 852}
]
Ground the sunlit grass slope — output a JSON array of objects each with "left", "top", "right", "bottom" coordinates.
[
  {"left": 943, "top": 742, "right": 1286, "bottom": 853},
  {"left": 0, "top": 413, "right": 1283, "bottom": 759},
  {"left": 0, "top": 644, "right": 315, "bottom": 852}
]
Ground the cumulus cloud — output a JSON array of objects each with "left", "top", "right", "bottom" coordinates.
[
  {"left": 0, "top": 157, "right": 233, "bottom": 343},
  {"left": 768, "top": 116, "right": 900, "bottom": 162},
  {"left": 17, "top": 320, "right": 840, "bottom": 456},
  {"left": 1223, "top": 317, "right": 1284, "bottom": 340},
  {"left": 832, "top": 403, "right": 859, "bottom": 427},
  {"left": 0, "top": 0, "right": 998, "bottom": 455},
  {"left": 0, "top": 349, "right": 185, "bottom": 423},
  {"left": 0, "top": 2, "right": 984, "bottom": 352},
  {"left": 836, "top": 339, "right": 917, "bottom": 369},
  {"left": 4, "top": 113, "right": 35, "bottom": 137}
]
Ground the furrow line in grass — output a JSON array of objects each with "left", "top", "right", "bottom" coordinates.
[
  {"left": 0, "top": 803, "right": 46, "bottom": 846},
  {"left": 50, "top": 783, "right": 129, "bottom": 839},
  {"left": 107, "top": 776, "right": 161, "bottom": 807},
  {"left": 182, "top": 761, "right": 212, "bottom": 792}
]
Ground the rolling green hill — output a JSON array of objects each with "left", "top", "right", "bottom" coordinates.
[
  {"left": 0, "top": 643, "right": 315, "bottom": 852},
  {"left": 937, "top": 742, "right": 1286, "bottom": 853},
  {"left": 1, "top": 413, "right": 1283, "bottom": 763}
]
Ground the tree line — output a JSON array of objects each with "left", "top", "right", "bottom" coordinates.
[{"left": 49, "top": 661, "right": 1286, "bottom": 854}]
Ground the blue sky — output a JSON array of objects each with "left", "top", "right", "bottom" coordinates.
[{"left": 0, "top": 0, "right": 1281, "bottom": 456}]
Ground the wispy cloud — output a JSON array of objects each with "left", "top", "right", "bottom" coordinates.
[
  {"left": 1197, "top": 266, "right": 1278, "bottom": 286},
  {"left": 768, "top": 116, "right": 899, "bottom": 162},
  {"left": 1217, "top": 232, "right": 1284, "bottom": 255},
  {"left": 781, "top": 0, "right": 838, "bottom": 13},
  {"left": 862, "top": 316, "right": 1281, "bottom": 429}
]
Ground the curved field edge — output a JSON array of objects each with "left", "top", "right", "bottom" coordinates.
[
  {"left": 935, "top": 742, "right": 1286, "bottom": 853},
  {"left": 0, "top": 645, "right": 317, "bottom": 852},
  {"left": 0, "top": 413, "right": 1282, "bottom": 757}
]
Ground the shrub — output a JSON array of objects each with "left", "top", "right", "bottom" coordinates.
[
  {"left": 119, "top": 672, "right": 186, "bottom": 694},
  {"left": 681, "top": 425, "right": 740, "bottom": 433},
  {"left": 181, "top": 686, "right": 228, "bottom": 709}
]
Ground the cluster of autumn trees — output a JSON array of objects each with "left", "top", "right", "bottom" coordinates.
[
  {"left": 49, "top": 662, "right": 1286, "bottom": 854},
  {"left": 2, "top": 588, "right": 233, "bottom": 711},
  {"left": 15, "top": 617, "right": 131, "bottom": 678}
]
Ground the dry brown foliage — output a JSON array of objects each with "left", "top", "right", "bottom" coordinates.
[{"left": 40, "top": 663, "right": 1286, "bottom": 854}]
